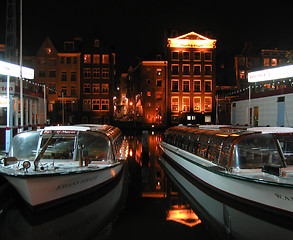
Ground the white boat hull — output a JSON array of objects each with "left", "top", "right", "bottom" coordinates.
[
  {"left": 4, "top": 163, "right": 123, "bottom": 207},
  {"left": 159, "top": 143, "right": 293, "bottom": 226},
  {"left": 159, "top": 155, "right": 293, "bottom": 239}
]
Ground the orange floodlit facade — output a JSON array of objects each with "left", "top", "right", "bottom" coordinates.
[{"left": 167, "top": 31, "right": 217, "bottom": 124}]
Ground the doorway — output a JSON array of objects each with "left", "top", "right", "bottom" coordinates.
[{"left": 253, "top": 106, "right": 259, "bottom": 126}]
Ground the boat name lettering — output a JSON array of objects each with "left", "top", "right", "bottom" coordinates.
[
  {"left": 274, "top": 193, "right": 293, "bottom": 201},
  {"left": 43, "top": 130, "right": 78, "bottom": 135},
  {"left": 55, "top": 176, "right": 98, "bottom": 190}
]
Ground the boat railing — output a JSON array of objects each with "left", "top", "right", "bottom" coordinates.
[{"left": 163, "top": 126, "right": 287, "bottom": 172}]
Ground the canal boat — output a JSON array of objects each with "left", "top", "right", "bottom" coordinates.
[
  {"left": 158, "top": 126, "right": 293, "bottom": 231},
  {"left": 0, "top": 125, "right": 128, "bottom": 208}
]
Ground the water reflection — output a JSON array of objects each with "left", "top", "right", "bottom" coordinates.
[
  {"left": 0, "top": 166, "right": 128, "bottom": 240},
  {"left": 0, "top": 130, "right": 214, "bottom": 240}
]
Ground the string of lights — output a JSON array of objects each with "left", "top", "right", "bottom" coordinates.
[{"left": 226, "top": 78, "right": 293, "bottom": 96}]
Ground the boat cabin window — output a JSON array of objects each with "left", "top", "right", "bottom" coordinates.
[
  {"left": 9, "top": 131, "right": 41, "bottom": 160},
  {"left": 232, "top": 134, "right": 283, "bottom": 169},
  {"left": 78, "top": 132, "right": 113, "bottom": 162},
  {"left": 274, "top": 134, "right": 293, "bottom": 165},
  {"left": 39, "top": 135, "right": 76, "bottom": 160}
]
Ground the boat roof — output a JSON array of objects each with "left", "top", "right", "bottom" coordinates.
[
  {"left": 248, "top": 127, "right": 293, "bottom": 133},
  {"left": 44, "top": 125, "right": 90, "bottom": 132},
  {"left": 43, "top": 124, "right": 121, "bottom": 139}
]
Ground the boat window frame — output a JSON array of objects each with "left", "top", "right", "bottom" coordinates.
[
  {"left": 228, "top": 132, "right": 286, "bottom": 170},
  {"left": 78, "top": 131, "right": 115, "bottom": 163}
]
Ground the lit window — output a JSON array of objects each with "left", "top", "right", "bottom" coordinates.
[
  {"left": 84, "top": 54, "right": 91, "bottom": 64},
  {"left": 156, "top": 92, "right": 162, "bottom": 100},
  {"left": 271, "top": 58, "right": 278, "bottom": 66},
  {"left": 93, "top": 54, "right": 100, "bottom": 64},
  {"left": 171, "top": 97, "right": 179, "bottom": 112},
  {"left": 157, "top": 69, "right": 162, "bottom": 76},
  {"left": 194, "top": 97, "right": 201, "bottom": 112},
  {"left": 46, "top": 48, "right": 52, "bottom": 54},
  {"left": 147, "top": 91, "right": 151, "bottom": 97},
  {"left": 102, "top": 55, "right": 109, "bottom": 64},
  {"left": 182, "top": 97, "right": 190, "bottom": 112},
  {"left": 204, "top": 97, "right": 212, "bottom": 112},
  {"left": 264, "top": 58, "right": 270, "bottom": 66},
  {"left": 240, "top": 71, "right": 245, "bottom": 79}
]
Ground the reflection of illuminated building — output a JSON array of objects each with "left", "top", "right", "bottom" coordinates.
[
  {"left": 166, "top": 208, "right": 201, "bottom": 227},
  {"left": 127, "top": 61, "right": 168, "bottom": 127},
  {"left": 167, "top": 32, "right": 217, "bottom": 124},
  {"left": 166, "top": 180, "right": 201, "bottom": 227}
]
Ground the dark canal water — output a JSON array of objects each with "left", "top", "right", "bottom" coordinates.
[
  {"left": 0, "top": 130, "right": 291, "bottom": 240},
  {"left": 0, "top": 130, "right": 214, "bottom": 240}
]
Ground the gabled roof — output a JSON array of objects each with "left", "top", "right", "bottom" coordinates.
[
  {"left": 173, "top": 31, "right": 212, "bottom": 41},
  {"left": 168, "top": 31, "right": 216, "bottom": 49},
  {"left": 36, "top": 37, "right": 58, "bottom": 57}
]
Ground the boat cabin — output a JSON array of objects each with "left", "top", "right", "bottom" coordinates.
[
  {"left": 8, "top": 125, "right": 123, "bottom": 167},
  {"left": 163, "top": 126, "right": 287, "bottom": 171}
]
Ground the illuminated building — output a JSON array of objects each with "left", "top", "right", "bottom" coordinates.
[
  {"left": 128, "top": 61, "right": 167, "bottom": 126},
  {"left": 24, "top": 37, "right": 81, "bottom": 124},
  {"left": 80, "top": 38, "right": 115, "bottom": 124},
  {"left": 167, "top": 31, "right": 217, "bottom": 124},
  {"left": 235, "top": 44, "right": 289, "bottom": 90},
  {"left": 261, "top": 49, "right": 288, "bottom": 68},
  {"left": 232, "top": 64, "right": 293, "bottom": 126},
  {"left": 235, "top": 42, "right": 259, "bottom": 90},
  {"left": 0, "top": 44, "right": 5, "bottom": 61}
]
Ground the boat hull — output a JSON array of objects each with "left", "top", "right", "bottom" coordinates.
[
  {"left": 159, "top": 155, "right": 293, "bottom": 239},
  {"left": 4, "top": 163, "right": 123, "bottom": 207},
  {"left": 159, "top": 143, "right": 293, "bottom": 228}
]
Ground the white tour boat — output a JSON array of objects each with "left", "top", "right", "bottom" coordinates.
[
  {"left": 158, "top": 126, "right": 293, "bottom": 232},
  {"left": 0, "top": 125, "right": 128, "bottom": 208}
]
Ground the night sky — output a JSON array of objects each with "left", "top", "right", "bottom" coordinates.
[{"left": 1, "top": 0, "right": 292, "bottom": 73}]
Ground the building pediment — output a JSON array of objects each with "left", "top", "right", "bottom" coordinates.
[{"left": 168, "top": 31, "right": 216, "bottom": 49}]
